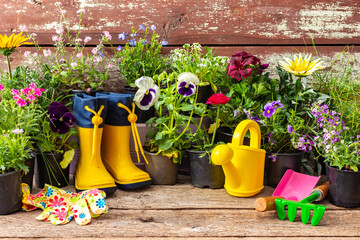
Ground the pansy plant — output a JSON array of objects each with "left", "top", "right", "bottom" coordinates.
[{"left": 133, "top": 76, "right": 160, "bottom": 110}]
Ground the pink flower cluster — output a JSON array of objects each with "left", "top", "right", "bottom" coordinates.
[{"left": 12, "top": 83, "right": 44, "bottom": 107}]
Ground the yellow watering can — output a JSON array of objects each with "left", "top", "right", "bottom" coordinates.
[{"left": 212, "top": 120, "right": 266, "bottom": 197}]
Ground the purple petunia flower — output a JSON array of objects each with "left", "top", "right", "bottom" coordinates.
[
  {"left": 177, "top": 81, "right": 196, "bottom": 96},
  {"left": 263, "top": 102, "right": 275, "bottom": 118},
  {"left": 272, "top": 100, "right": 284, "bottom": 109}
]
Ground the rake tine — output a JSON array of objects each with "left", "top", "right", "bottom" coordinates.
[
  {"left": 300, "top": 206, "right": 311, "bottom": 224},
  {"left": 275, "top": 199, "right": 286, "bottom": 220},
  {"left": 287, "top": 205, "right": 297, "bottom": 222},
  {"left": 310, "top": 206, "right": 326, "bottom": 226}
]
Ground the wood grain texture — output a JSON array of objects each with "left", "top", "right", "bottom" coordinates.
[{"left": 1, "top": 0, "right": 360, "bottom": 45}]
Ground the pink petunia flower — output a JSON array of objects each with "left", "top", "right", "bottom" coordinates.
[
  {"left": 26, "top": 94, "right": 36, "bottom": 101},
  {"left": 33, "top": 88, "right": 44, "bottom": 96},
  {"left": 16, "top": 99, "right": 27, "bottom": 107},
  {"left": 29, "top": 83, "right": 36, "bottom": 90},
  {"left": 0, "top": 84, "right": 4, "bottom": 91},
  {"left": 22, "top": 87, "right": 32, "bottom": 95}
]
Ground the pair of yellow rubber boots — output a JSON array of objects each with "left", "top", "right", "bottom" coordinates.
[{"left": 73, "top": 93, "right": 151, "bottom": 194}]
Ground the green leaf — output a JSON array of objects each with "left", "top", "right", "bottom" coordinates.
[{"left": 159, "top": 139, "right": 174, "bottom": 151}]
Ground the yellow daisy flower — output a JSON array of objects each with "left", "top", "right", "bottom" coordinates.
[
  {"left": 280, "top": 53, "right": 324, "bottom": 77},
  {"left": 0, "top": 32, "right": 32, "bottom": 57}
]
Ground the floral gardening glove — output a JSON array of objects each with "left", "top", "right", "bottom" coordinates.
[{"left": 22, "top": 183, "right": 108, "bottom": 226}]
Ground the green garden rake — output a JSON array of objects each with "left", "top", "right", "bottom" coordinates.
[{"left": 274, "top": 181, "right": 329, "bottom": 226}]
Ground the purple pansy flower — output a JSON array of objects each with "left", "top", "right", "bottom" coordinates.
[
  {"left": 176, "top": 72, "right": 199, "bottom": 97},
  {"left": 133, "top": 76, "right": 160, "bottom": 110},
  {"left": 48, "top": 102, "right": 74, "bottom": 134},
  {"left": 263, "top": 102, "right": 275, "bottom": 118}
]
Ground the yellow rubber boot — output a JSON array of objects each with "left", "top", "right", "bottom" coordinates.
[
  {"left": 73, "top": 94, "right": 117, "bottom": 195},
  {"left": 97, "top": 92, "right": 151, "bottom": 190}
]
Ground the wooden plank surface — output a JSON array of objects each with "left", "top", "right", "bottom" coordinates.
[
  {"left": 0, "top": 176, "right": 359, "bottom": 239},
  {"left": 1, "top": 0, "right": 360, "bottom": 45}
]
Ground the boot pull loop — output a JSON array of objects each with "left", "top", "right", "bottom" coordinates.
[
  {"left": 84, "top": 105, "right": 105, "bottom": 168},
  {"left": 117, "top": 102, "right": 149, "bottom": 164}
]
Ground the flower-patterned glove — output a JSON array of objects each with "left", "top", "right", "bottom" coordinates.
[{"left": 22, "top": 183, "right": 108, "bottom": 225}]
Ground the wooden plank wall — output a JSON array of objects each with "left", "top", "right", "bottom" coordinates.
[{"left": 1, "top": 0, "right": 360, "bottom": 86}]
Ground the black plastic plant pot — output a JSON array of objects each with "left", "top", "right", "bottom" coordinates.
[
  {"left": 21, "top": 157, "right": 35, "bottom": 191},
  {"left": 124, "top": 86, "right": 155, "bottom": 123},
  {"left": 35, "top": 152, "right": 69, "bottom": 188},
  {"left": 216, "top": 127, "right": 250, "bottom": 145},
  {"left": 197, "top": 85, "right": 214, "bottom": 104},
  {"left": 187, "top": 150, "right": 225, "bottom": 189},
  {"left": 326, "top": 164, "right": 360, "bottom": 208},
  {"left": 265, "top": 152, "right": 303, "bottom": 188},
  {"left": 0, "top": 170, "right": 22, "bottom": 215}
]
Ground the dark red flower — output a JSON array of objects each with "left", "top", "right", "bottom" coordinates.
[
  {"left": 226, "top": 51, "right": 269, "bottom": 81},
  {"left": 206, "top": 93, "right": 230, "bottom": 105}
]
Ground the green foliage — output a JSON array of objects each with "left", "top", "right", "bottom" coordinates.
[
  {"left": 144, "top": 72, "right": 195, "bottom": 163},
  {"left": 170, "top": 43, "right": 230, "bottom": 92},
  {"left": 116, "top": 26, "right": 168, "bottom": 88},
  {"left": 0, "top": 130, "right": 31, "bottom": 174}
]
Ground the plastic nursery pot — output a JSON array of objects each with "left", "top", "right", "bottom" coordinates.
[
  {"left": 143, "top": 150, "right": 178, "bottom": 185},
  {"left": 187, "top": 150, "right": 225, "bottom": 189},
  {"left": 35, "top": 152, "right": 69, "bottom": 188},
  {"left": 216, "top": 127, "right": 250, "bottom": 145},
  {"left": 0, "top": 170, "right": 23, "bottom": 215},
  {"left": 265, "top": 152, "right": 303, "bottom": 188},
  {"left": 197, "top": 85, "right": 214, "bottom": 104},
  {"left": 21, "top": 156, "right": 35, "bottom": 192},
  {"left": 123, "top": 86, "right": 155, "bottom": 123},
  {"left": 326, "top": 163, "right": 360, "bottom": 208}
]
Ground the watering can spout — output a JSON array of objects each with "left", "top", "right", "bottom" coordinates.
[{"left": 211, "top": 120, "right": 266, "bottom": 197}]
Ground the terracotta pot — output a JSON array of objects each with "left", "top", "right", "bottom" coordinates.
[
  {"left": 144, "top": 150, "right": 178, "bottom": 185},
  {"left": 0, "top": 170, "right": 22, "bottom": 215},
  {"left": 326, "top": 163, "right": 360, "bottom": 208}
]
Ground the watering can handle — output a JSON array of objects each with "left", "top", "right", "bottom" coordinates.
[{"left": 232, "top": 120, "right": 261, "bottom": 148}]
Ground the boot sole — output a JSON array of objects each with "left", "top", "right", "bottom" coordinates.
[
  {"left": 116, "top": 180, "right": 152, "bottom": 190},
  {"left": 75, "top": 186, "right": 117, "bottom": 195}
]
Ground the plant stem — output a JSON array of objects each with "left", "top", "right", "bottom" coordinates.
[
  {"left": 211, "top": 106, "right": 220, "bottom": 146},
  {"left": 6, "top": 56, "right": 12, "bottom": 80}
]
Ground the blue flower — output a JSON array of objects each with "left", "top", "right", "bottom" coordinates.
[
  {"left": 263, "top": 102, "right": 275, "bottom": 118},
  {"left": 287, "top": 125, "right": 294, "bottom": 133},
  {"left": 161, "top": 39, "right": 168, "bottom": 46},
  {"left": 40, "top": 202, "right": 46, "bottom": 208},
  {"left": 139, "top": 24, "right": 146, "bottom": 30},
  {"left": 150, "top": 25, "right": 156, "bottom": 31},
  {"left": 98, "top": 51, "right": 104, "bottom": 57},
  {"left": 129, "top": 39, "right": 136, "bottom": 46},
  {"left": 45, "top": 187, "right": 54, "bottom": 197},
  {"left": 118, "top": 32, "right": 127, "bottom": 40},
  {"left": 96, "top": 198, "right": 106, "bottom": 209},
  {"left": 117, "top": 45, "right": 122, "bottom": 51},
  {"left": 79, "top": 213, "right": 86, "bottom": 219},
  {"left": 142, "top": 39, "right": 149, "bottom": 45},
  {"left": 130, "top": 33, "right": 138, "bottom": 38}
]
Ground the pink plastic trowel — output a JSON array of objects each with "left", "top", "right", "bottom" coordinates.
[
  {"left": 254, "top": 169, "right": 321, "bottom": 212},
  {"left": 272, "top": 169, "right": 321, "bottom": 201}
]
